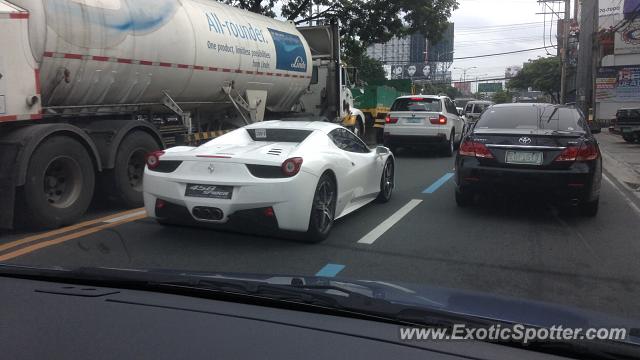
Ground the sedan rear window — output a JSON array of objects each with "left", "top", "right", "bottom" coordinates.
[
  {"left": 476, "top": 106, "right": 585, "bottom": 132},
  {"left": 246, "top": 128, "right": 313, "bottom": 142},
  {"left": 391, "top": 98, "right": 442, "bottom": 112}
]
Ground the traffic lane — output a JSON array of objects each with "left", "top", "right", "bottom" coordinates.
[
  {"left": 338, "top": 175, "right": 640, "bottom": 319},
  {"left": 0, "top": 151, "right": 455, "bottom": 274},
  {"left": 0, "top": 195, "right": 131, "bottom": 243}
]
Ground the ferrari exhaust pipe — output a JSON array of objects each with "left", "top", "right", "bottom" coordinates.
[{"left": 192, "top": 206, "right": 223, "bottom": 220}]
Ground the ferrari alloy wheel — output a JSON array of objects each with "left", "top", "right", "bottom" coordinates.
[
  {"left": 376, "top": 159, "right": 394, "bottom": 203},
  {"left": 303, "top": 174, "right": 336, "bottom": 243}
]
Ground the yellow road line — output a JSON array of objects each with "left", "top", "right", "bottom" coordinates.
[
  {"left": 0, "top": 208, "right": 145, "bottom": 254},
  {"left": 0, "top": 213, "right": 147, "bottom": 262}
]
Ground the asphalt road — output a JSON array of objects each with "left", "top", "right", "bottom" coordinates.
[{"left": 2, "top": 147, "right": 640, "bottom": 320}]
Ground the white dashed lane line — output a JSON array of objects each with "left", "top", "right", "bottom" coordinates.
[{"left": 357, "top": 199, "right": 423, "bottom": 245}]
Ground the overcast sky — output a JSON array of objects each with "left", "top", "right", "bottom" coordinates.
[{"left": 450, "top": 0, "right": 569, "bottom": 84}]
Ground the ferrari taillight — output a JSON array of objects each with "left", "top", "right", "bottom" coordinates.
[
  {"left": 281, "top": 157, "right": 303, "bottom": 177},
  {"left": 145, "top": 150, "right": 165, "bottom": 170}
]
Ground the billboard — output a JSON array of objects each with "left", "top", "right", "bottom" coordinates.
[
  {"left": 478, "top": 83, "right": 503, "bottom": 93},
  {"left": 625, "top": 0, "right": 640, "bottom": 19},
  {"left": 599, "top": 0, "right": 640, "bottom": 30},
  {"left": 615, "top": 18, "right": 640, "bottom": 54},
  {"left": 599, "top": 0, "right": 623, "bottom": 30},
  {"left": 596, "top": 66, "right": 640, "bottom": 102},
  {"left": 383, "top": 65, "right": 392, "bottom": 80},
  {"left": 427, "top": 23, "right": 454, "bottom": 62},
  {"left": 454, "top": 82, "right": 471, "bottom": 95}
]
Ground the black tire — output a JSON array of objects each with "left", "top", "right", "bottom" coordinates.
[
  {"left": 580, "top": 197, "right": 599, "bottom": 217},
  {"left": 301, "top": 173, "right": 336, "bottom": 243},
  {"left": 375, "top": 159, "right": 394, "bottom": 203},
  {"left": 622, "top": 134, "right": 636, "bottom": 143},
  {"left": 455, "top": 187, "right": 474, "bottom": 207},
  {"left": 109, "top": 131, "right": 160, "bottom": 207},
  {"left": 18, "top": 136, "right": 95, "bottom": 229},
  {"left": 442, "top": 130, "right": 455, "bottom": 157}
]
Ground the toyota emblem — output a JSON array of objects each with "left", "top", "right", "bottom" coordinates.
[
  {"left": 519, "top": 137, "right": 532, "bottom": 144},
  {"left": 208, "top": 163, "right": 215, "bottom": 173}
]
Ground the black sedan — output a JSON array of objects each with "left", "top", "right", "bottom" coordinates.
[{"left": 454, "top": 103, "right": 602, "bottom": 216}]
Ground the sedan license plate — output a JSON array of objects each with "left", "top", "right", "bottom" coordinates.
[
  {"left": 185, "top": 184, "right": 233, "bottom": 199},
  {"left": 505, "top": 151, "right": 543, "bottom": 165},
  {"left": 404, "top": 117, "right": 423, "bottom": 124}
]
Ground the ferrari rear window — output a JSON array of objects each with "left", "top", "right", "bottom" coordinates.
[{"left": 246, "top": 128, "right": 313, "bottom": 142}]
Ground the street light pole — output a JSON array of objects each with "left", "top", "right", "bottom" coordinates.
[{"left": 454, "top": 66, "right": 477, "bottom": 83}]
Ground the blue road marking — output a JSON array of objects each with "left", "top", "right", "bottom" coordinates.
[
  {"left": 423, "top": 173, "right": 454, "bottom": 194},
  {"left": 315, "top": 263, "right": 345, "bottom": 277}
]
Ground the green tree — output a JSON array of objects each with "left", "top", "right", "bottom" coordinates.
[
  {"left": 223, "top": 0, "right": 459, "bottom": 51},
  {"left": 492, "top": 89, "right": 512, "bottom": 104},
  {"left": 342, "top": 38, "right": 386, "bottom": 85},
  {"left": 508, "top": 56, "right": 562, "bottom": 103}
]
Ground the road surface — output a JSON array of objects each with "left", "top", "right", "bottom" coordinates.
[{"left": 2, "top": 147, "right": 640, "bottom": 320}]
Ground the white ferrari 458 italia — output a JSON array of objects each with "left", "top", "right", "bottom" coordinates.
[{"left": 142, "top": 121, "right": 395, "bottom": 242}]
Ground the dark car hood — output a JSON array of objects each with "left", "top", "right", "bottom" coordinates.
[
  {"left": 1, "top": 264, "right": 636, "bottom": 337},
  {"left": 169, "top": 269, "right": 638, "bottom": 332}
]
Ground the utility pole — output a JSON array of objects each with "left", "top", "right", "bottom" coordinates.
[
  {"left": 576, "top": 0, "right": 597, "bottom": 118},
  {"left": 560, "top": 0, "right": 570, "bottom": 104}
]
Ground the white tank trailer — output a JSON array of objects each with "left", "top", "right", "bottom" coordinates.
[{"left": 0, "top": 0, "right": 365, "bottom": 229}]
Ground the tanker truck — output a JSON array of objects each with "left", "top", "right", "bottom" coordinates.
[{"left": 0, "top": 0, "right": 366, "bottom": 229}]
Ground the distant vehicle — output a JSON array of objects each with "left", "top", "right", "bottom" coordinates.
[
  {"left": 353, "top": 85, "right": 407, "bottom": 142},
  {"left": 383, "top": 95, "right": 465, "bottom": 157},
  {"left": 453, "top": 98, "right": 475, "bottom": 109},
  {"left": 455, "top": 103, "right": 602, "bottom": 216},
  {"left": 143, "top": 121, "right": 395, "bottom": 242},
  {"left": 463, "top": 100, "right": 494, "bottom": 122},
  {"left": 612, "top": 108, "right": 640, "bottom": 143}
]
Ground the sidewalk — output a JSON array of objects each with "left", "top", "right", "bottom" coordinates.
[{"left": 596, "top": 131, "right": 640, "bottom": 200}]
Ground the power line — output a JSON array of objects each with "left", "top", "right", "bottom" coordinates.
[
  {"left": 453, "top": 46, "right": 556, "bottom": 60},
  {"left": 455, "top": 21, "right": 545, "bottom": 31}
]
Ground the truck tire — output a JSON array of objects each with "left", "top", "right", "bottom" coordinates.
[
  {"left": 19, "top": 136, "right": 95, "bottom": 229},
  {"left": 110, "top": 131, "right": 160, "bottom": 207}
]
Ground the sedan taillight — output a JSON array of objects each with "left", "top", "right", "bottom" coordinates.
[
  {"left": 458, "top": 141, "right": 494, "bottom": 159},
  {"left": 429, "top": 114, "right": 447, "bottom": 125},
  {"left": 281, "top": 157, "right": 303, "bottom": 177},
  {"left": 145, "top": 150, "right": 165, "bottom": 170},
  {"left": 554, "top": 143, "right": 599, "bottom": 162}
]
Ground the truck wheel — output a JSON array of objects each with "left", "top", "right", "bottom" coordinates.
[
  {"left": 111, "top": 131, "right": 160, "bottom": 207},
  {"left": 19, "top": 136, "right": 95, "bottom": 229}
]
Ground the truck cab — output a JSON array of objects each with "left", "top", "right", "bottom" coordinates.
[{"left": 297, "top": 22, "right": 365, "bottom": 138}]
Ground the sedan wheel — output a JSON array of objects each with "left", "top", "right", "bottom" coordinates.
[{"left": 303, "top": 174, "right": 336, "bottom": 243}]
